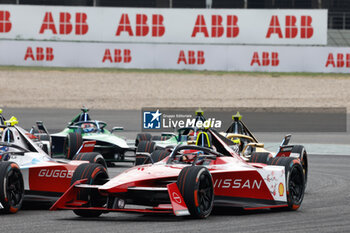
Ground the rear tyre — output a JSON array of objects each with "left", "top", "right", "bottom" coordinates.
[
  {"left": 151, "top": 149, "right": 171, "bottom": 163},
  {"left": 0, "top": 162, "right": 24, "bottom": 214},
  {"left": 268, "top": 157, "right": 305, "bottom": 210},
  {"left": 135, "top": 141, "right": 156, "bottom": 166},
  {"left": 177, "top": 166, "right": 214, "bottom": 219},
  {"left": 72, "top": 152, "right": 107, "bottom": 169},
  {"left": 249, "top": 152, "right": 272, "bottom": 164},
  {"left": 64, "top": 132, "right": 83, "bottom": 160},
  {"left": 71, "top": 163, "right": 109, "bottom": 217},
  {"left": 291, "top": 145, "right": 308, "bottom": 188},
  {"left": 135, "top": 133, "right": 152, "bottom": 147}
]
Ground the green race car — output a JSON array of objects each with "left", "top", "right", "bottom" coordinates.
[
  {"left": 50, "top": 108, "right": 133, "bottom": 164},
  {"left": 134, "top": 110, "right": 207, "bottom": 165}
]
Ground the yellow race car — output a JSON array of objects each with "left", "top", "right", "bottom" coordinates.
[{"left": 221, "top": 112, "right": 308, "bottom": 186}]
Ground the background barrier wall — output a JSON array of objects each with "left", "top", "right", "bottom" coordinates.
[
  {"left": 1, "top": 40, "right": 349, "bottom": 73},
  {"left": 0, "top": 5, "right": 344, "bottom": 73},
  {"left": 0, "top": 5, "right": 327, "bottom": 45}
]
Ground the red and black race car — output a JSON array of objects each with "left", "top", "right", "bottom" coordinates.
[
  {"left": 0, "top": 117, "right": 108, "bottom": 214},
  {"left": 51, "top": 128, "right": 305, "bottom": 219}
]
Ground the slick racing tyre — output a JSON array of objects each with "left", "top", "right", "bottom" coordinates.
[
  {"left": 64, "top": 132, "right": 83, "bottom": 160},
  {"left": 177, "top": 166, "right": 214, "bottom": 219},
  {"left": 268, "top": 157, "right": 305, "bottom": 210},
  {"left": 71, "top": 163, "right": 109, "bottom": 217},
  {"left": 0, "top": 162, "right": 24, "bottom": 214},
  {"left": 151, "top": 149, "right": 171, "bottom": 163},
  {"left": 135, "top": 133, "right": 152, "bottom": 147},
  {"left": 135, "top": 141, "right": 156, "bottom": 166},
  {"left": 135, "top": 149, "right": 170, "bottom": 166},
  {"left": 249, "top": 152, "right": 273, "bottom": 164},
  {"left": 291, "top": 145, "right": 308, "bottom": 188},
  {"left": 73, "top": 152, "right": 107, "bottom": 169}
]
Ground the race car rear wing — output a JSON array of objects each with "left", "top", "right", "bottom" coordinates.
[{"left": 36, "top": 121, "right": 50, "bottom": 135}]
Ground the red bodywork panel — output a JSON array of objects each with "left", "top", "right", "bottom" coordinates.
[
  {"left": 29, "top": 164, "right": 79, "bottom": 193},
  {"left": 212, "top": 171, "right": 273, "bottom": 200},
  {"left": 78, "top": 141, "right": 96, "bottom": 153},
  {"left": 167, "top": 182, "right": 190, "bottom": 216}
]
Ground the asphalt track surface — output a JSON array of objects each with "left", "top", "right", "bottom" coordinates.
[{"left": 0, "top": 108, "right": 349, "bottom": 232}]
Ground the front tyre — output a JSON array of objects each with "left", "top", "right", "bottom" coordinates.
[
  {"left": 71, "top": 163, "right": 109, "bottom": 217},
  {"left": 291, "top": 145, "right": 308, "bottom": 188},
  {"left": 268, "top": 157, "right": 305, "bottom": 210},
  {"left": 0, "top": 162, "right": 24, "bottom": 214},
  {"left": 177, "top": 166, "right": 214, "bottom": 219}
]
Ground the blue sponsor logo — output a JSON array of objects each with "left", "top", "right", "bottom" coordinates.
[{"left": 143, "top": 109, "right": 162, "bottom": 129}]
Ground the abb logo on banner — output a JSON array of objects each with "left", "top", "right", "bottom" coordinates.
[
  {"left": 177, "top": 50, "right": 205, "bottom": 65},
  {"left": 102, "top": 49, "right": 132, "bottom": 63},
  {"left": 116, "top": 14, "right": 165, "bottom": 37},
  {"left": 191, "top": 15, "right": 239, "bottom": 38},
  {"left": 24, "top": 47, "right": 54, "bottom": 61},
  {"left": 39, "top": 12, "right": 88, "bottom": 35},
  {"left": 325, "top": 53, "right": 350, "bottom": 68},
  {"left": 266, "top": 15, "right": 313, "bottom": 39},
  {"left": 250, "top": 52, "right": 279, "bottom": 66},
  {"left": 0, "top": 11, "right": 11, "bottom": 33}
]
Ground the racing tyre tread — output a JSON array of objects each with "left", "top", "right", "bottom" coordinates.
[
  {"left": 135, "top": 133, "right": 152, "bottom": 146},
  {"left": 150, "top": 149, "right": 171, "bottom": 163},
  {"left": 249, "top": 152, "right": 272, "bottom": 164},
  {"left": 291, "top": 145, "right": 308, "bottom": 188},
  {"left": 64, "top": 132, "right": 83, "bottom": 160},
  {"left": 71, "top": 163, "right": 109, "bottom": 217},
  {"left": 135, "top": 141, "right": 156, "bottom": 166},
  {"left": 72, "top": 152, "right": 107, "bottom": 168},
  {"left": 267, "top": 157, "right": 305, "bottom": 211},
  {"left": 0, "top": 162, "right": 24, "bottom": 214},
  {"left": 177, "top": 166, "right": 214, "bottom": 219}
]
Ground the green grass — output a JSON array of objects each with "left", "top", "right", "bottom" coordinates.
[{"left": 0, "top": 65, "right": 349, "bottom": 78}]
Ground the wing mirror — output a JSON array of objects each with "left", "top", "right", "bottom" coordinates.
[
  {"left": 111, "top": 127, "right": 124, "bottom": 133},
  {"left": 280, "top": 134, "right": 292, "bottom": 147},
  {"left": 135, "top": 152, "right": 154, "bottom": 164},
  {"left": 254, "top": 143, "right": 264, "bottom": 148},
  {"left": 242, "top": 142, "right": 264, "bottom": 158},
  {"left": 161, "top": 133, "right": 176, "bottom": 137}
]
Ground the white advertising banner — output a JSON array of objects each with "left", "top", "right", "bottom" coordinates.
[
  {"left": 0, "top": 40, "right": 349, "bottom": 73},
  {"left": 0, "top": 5, "right": 327, "bottom": 45}
]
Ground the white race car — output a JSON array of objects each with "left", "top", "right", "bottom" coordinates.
[{"left": 0, "top": 116, "right": 108, "bottom": 214}]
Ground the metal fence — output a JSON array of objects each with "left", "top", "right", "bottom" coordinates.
[{"left": 329, "top": 12, "right": 350, "bottom": 30}]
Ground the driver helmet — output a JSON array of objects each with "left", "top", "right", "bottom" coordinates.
[
  {"left": 231, "top": 137, "right": 241, "bottom": 145},
  {"left": 230, "top": 137, "right": 241, "bottom": 154},
  {"left": 0, "top": 146, "right": 9, "bottom": 153},
  {"left": 187, "top": 131, "right": 197, "bottom": 142},
  {"left": 81, "top": 123, "right": 95, "bottom": 133}
]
